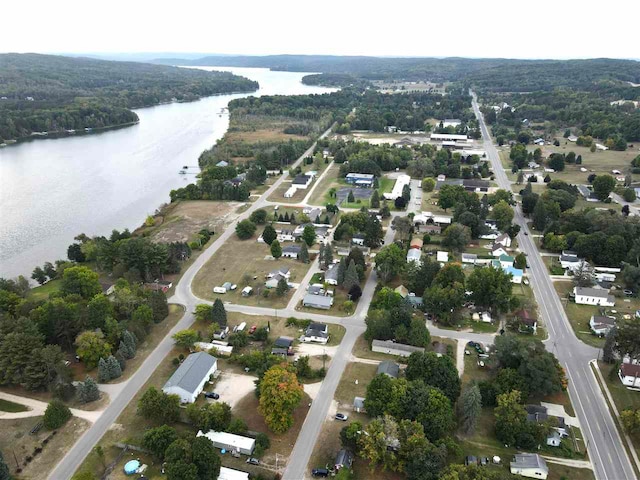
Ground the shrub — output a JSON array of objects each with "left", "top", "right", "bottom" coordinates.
[{"left": 43, "top": 400, "right": 72, "bottom": 430}]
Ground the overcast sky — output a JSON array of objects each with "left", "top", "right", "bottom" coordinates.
[{"left": 3, "top": 0, "right": 638, "bottom": 60}]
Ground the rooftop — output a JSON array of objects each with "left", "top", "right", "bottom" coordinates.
[
  {"left": 372, "top": 339, "right": 425, "bottom": 354},
  {"left": 510, "top": 453, "right": 548, "bottom": 472},
  {"left": 163, "top": 352, "right": 217, "bottom": 394},
  {"left": 621, "top": 362, "right": 640, "bottom": 378},
  {"left": 575, "top": 287, "right": 611, "bottom": 298},
  {"left": 377, "top": 361, "right": 400, "bottom": 378}
]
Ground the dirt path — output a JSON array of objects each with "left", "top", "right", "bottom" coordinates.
[
  {"left": 0, "top": 391, "right": 101, "bottom": 422},
  {"left": 213, "top": 372, "right": 257, "bottom": 409}
]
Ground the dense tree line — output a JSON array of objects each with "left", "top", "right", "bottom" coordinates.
[{"left": 0, "top": 53, "right": 258, "bottom": 142}]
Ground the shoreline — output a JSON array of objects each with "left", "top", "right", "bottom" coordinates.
[{"left": 0, "top": 88, "right": 258, "bottom": 148}]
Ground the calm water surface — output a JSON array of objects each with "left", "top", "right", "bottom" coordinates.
[{"left": 0, "top": 67, "right": 336, "bottom": 279}]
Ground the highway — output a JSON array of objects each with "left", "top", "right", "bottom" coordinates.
[{"left": 471, "top": 91, "right": 637, "bottom": 480}]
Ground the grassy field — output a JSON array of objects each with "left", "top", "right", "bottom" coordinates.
[
  {"left": 420, "top": 188, "right": 450, "bottom": 214},
  {"left": 0, "top": 399, "right": 29, "bottom": 412},
  {"left": 225, "top": 128, "right": 308, "bottom": 144},
  {"left": 334, "top": 362, "right": 378, "bottom": 406},
  {"left": 27, "top": 279, "right": 61, "bottom": 302},
  {"left": 192, "top": 235, "right": 312, "bottom": 308},
  {"left": 0, "top": 415, "right": 90, "bottom": 479}
]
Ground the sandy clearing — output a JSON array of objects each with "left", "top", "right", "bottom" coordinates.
[
  {"left": 212, "top": 371, "right": 257, "bottom": 409},
  {"left": 296, "top": 343, "right": 339, "bottom": 357}
]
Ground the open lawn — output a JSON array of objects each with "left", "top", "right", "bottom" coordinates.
[
  {"left": 334, "top": 362, "right": 378, "bottom": 406},
  {"left": 421, "top": 188, "right": 450, "bottom": 214},
  {"left": 28, "top": 279, "right": 61, "bottom": 302},
  {"left": 225, "top": 128, "right": 308, "bottom": 144},
  {"left": 267, "top": 180, "right": 308, "bottom": 203},
  {"left": 0, "top": 415, "right": 90, "bottom": 479},
  {"left": 192, "top": 235, "right": 312, "bottom": 308},
  {"left": 0, "top": 398, "right": 29, "bottom": 412}
]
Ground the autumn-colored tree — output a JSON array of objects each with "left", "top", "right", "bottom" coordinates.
[{"left": 258, "top": 364, "right": 303, "bottom": 433}]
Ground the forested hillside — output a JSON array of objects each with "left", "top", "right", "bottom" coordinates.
[{"left": 0, "top": 53, "right": 259, "bottom": 142}]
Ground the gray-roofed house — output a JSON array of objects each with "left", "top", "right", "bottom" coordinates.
[
  {"left": 371, "top": 339, "right": 425, "bottom": 357},
  {"left": 265, "top": 274, "right": 286, "bottom": 289},
  {"left": 292, "top": 174, "right": 312, "bottom": 188},
  {"left": 377, "top": 361, "right": 400, "bottom": 378},
  {"left": 590, "top": 315, "right": 616, "bottom": 336},
  {"left": 303, "top": 322, "right": 329, "bottom": 344},
  {"left": 334, "top": 449, "right": 354, "bottom": 471},
  {"left": 353, "top": 396, "right": 365, "bottom": 413},
  {"left": 352, "top": 233, "right": 366, "bottom": 246},
  {"left": 462, "top": 179, "right": 490, "bottom": 192},
  {"left": 405, "top": 294, "right": 424, "bottom": 309},
  {"left": 282, "top": 245, "right": 302, "bottom": 259},
  {"left": 577, "top": 185, "right": 599, "bottom": 202},
  {"left": 302, "top": 293, "right": 334, "bottom": 310},
  {"left": 510, "top": 453, "right": 548, "bottom": 479},
  {"left": 216, "top": 160, "right": 229, "bottom": 167},
  {"left": 162, "top": 352, "right": 218, "bottom": 403},
  {"left": 462, "top": 253, "right": 478, "bottom": 264},
  {"left": 574, "top": 286, "right": 615, "bottom": 307},
  {"left": 325, "top": 264, "right": 339, "bottom": 285}
]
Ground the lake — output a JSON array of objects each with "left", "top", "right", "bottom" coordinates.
[{"left": 0, "top": 67, "right": 336, "bottom": 279}]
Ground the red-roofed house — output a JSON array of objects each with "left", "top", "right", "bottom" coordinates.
[{"left": 619, "top": 363, "right": 640, "bottom": 388}]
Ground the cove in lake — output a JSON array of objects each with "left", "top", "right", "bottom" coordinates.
[{"left": 0, "top": 67, "right": 336, "bottom": 279}]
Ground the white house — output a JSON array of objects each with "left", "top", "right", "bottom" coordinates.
[
  {"left": 442, "top": 119, "right": 462, "bottom": 128},
  {"left": 325, "top": 264, "right": 339, "bottom": 285},
  {"left": 407, "top": 248, "right": 422, "bottom": 265},
  {"left": 292, "top": 174, "right": 313, "bottom": 189},
  {"left": 197, "top": 430, "right": 255, "bottom": 455},
  {"left": 302, "top": 294, "right": 334, "bottom": 310},
  {"left": 383, "top": 174, "right": 411, "bottom": 200},
  {"left": 284, "top": 186, "right": 298, "bottom": 198},
  {"left": 510, "top": 453, "right": 548, "bottom": 480},
  {"left": 277, "top": 230, "right": 295, "bottom": 242},
  {"left": 495, "top": 233, "right": 512, "bottom": 248},
  {"left": 573, "top": 287, "right": 615, "bottom": 307},
  {"left": 462, "top": 253, "right": 478, "bottom": 264},
  {"left": 619, "top": 362, "right": 640, "bottom": 388},
  {"left": 352, "top": 233, "right": 366, "bottom": 246},
  {"left": 491, "top": 244, "right": 508, "bottom": 257},
  {"left": 162, "top": 352, "right": 218, "bottom": 403},
  {"left": 282, "top": 245, "right": 302, "bottom": 259},
  {"left": 218, "top": 467, "right": 250, "bottom": 480},
  {"left": 546, "top": 430, "right": 562, "bottom": 447},
  {"left": 498, "top": 254, "right": 514, "bottom": 269},
  {"left": 303, "top": 322, "right": 329, "bottom": 344},
  {"left": 559, "top": 251, "right": 582, "bottom": 269},
  {"left": 589, "top": 315, "right": 616, "bottom": 336},
  {"left": 267, "top": 267, "right": 290, "bottom": 279},
  {"left": 479, "top": 232, "right": 500, "bottom": 240},
  {"left": 437, "top": 251, "right": 449, "bottom": 263},
  {"left": 371, "top": 339, "right": 425, "bottom": 357}
]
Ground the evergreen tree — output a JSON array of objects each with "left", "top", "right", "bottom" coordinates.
[
  {"left": 118, "top": 340, "right": 134, "bottom": 359},
  {"left": 299, "top": 243, "right": 309, "bottom": 264},
  {"left": 97, "top": 357, "right": 110, "bottom": 382},
  {"left": 284, "top": 212, "right": 290, "bottom": 222},
  {"left": 276, "top": 278, "right": 289, "bottom": 296},
  {"left": 347, "top": 190, "right": 355, "bottom": 203},
  {"left": 270, "top": 240, "right": 283, "bottom": 259},
  {"left": 337, "top": 257, "right": 347, "bottom": 285},
  {"left": 370, "top": 189, "right": 380, "bottom": 208},
  {"left": 323, "top": 243, "right": 333, "bottom": 269},
  {"left": 43, "top": 399, "right": 72, "bottom": 430},
  {"left": 212, "top": 299, "right": 227, "bottom": 326},
  {"left": 532, "top": 199, "right": 548, "bottom": 231},
  {"left": 150, "top": 290, "right": 169, "bottom": 323},
  {"left": 77, "top": 376, "right": 100, "bottom": 403},
  {"left": 289, "top": 213, "right": 296, "bottom": 223},
  {"left": 262, "top": 225, "right": 277, "bottom": 245},
  {"left": 343, "top": 260, "right": 359, "bottom": 291},
  {"left": 0, "top": 450, "right": 10, "bottom": 480},
  {"left": 123, "top": 330, "right": 137, "bottom": 354},
  {"left": 106, "top": 355, "right": 122, "bottom": 380},
  {"left": 602, "top": 327, "right": 617, "bottom": 364},
  {"left": 460, "top": 383, "right": 482, "bottom": 434},
  {"left": 115, "top": 350, "right": 127, "bottom": 371}
]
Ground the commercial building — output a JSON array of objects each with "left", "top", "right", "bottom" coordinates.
[
  {"left": 162, "top": 352, "right": 218, "bottom": 403},
  {"left": 383, "top": 174, "right": 411, "bottom": 200}
]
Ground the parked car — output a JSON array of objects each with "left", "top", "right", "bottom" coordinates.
[
  {"left": 335, "top": 413, "right": 348, "bottom": 421},
  {"left": 230, "top": 284, "right": 238, "bottom": 290},
  {"left": 480, "top": 457, "right": 489, "bottom": 466},
  {"left": 624, "top": 289, "right": 634, "bottom": 296},
  {"left": 312, "top": 468, "right": 329, "bottom": 477},
  {"left": 246, "top": 458, "right": 260, "bottom": 465},
  {"left": 204, "top": 392, "right": 219, "bottom": 400}
]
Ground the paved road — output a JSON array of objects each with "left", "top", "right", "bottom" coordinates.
[
  {"left": 471, "top": 91, "right": 637, "bottom": 480},
  {"left": 48, "top": 127, "right": 337, "bottom": 480}
]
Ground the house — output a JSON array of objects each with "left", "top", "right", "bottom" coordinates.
[
  {"left": 394, "top": 137, "right": 419, "bottom": 147},
  {"left": 394, "top": 285, "right": 409, "bottom": 298},
  {"left": 513, "top": 310, "right": 537, "bottom": 334},
  {"left": 462, "top": 179, "right": 490, "bottom": 193},
  {"left": 479, "top": 232, "right": 500, "bottom": 240},
  {"left": 510, "top": 453, "right": 548, "bottom": 480},
  {"left": 353, "top": 397, "right": 365, "bottom": 413},
  {"left": 277, "top": 230, "right": 295, "bottom": 242},
  {"left": 352, "top": 233, "right": 366, "bottom": 246},
  {"left": 559, "top": 251, "right": 582, "bottom": 269},
  {"left": 505, "top": 266, "right": 524, "bottom": 284},
  {"left": 498, "top": 254, "right": 514, "bottom": 269},
  {"left": 292, "top": 174, "right": 312, "bottom": 189},
  {"left": 308, "top": 284, "right": 323, "bottom": 295},
  {"left": 407, "top": 248, "right": 422, "bottom": 265},
  {"left": 304, "top": 207, "right": 323, "bottom": 222},
  {"left": 406, "top": 294, "right": 424, "bottom": 309},
  {"left": 430, "top": 133, "right": 469, "bottom": 143},
  {"left": 195, "top": 341, "right": 233, "bottom": 357},
  {"left": 197, "top": 430, "right": 255, "bottom": 455},
  {"left": 241, "top": 286, "right": 253, "bottom": 297},
  {"left": 619, "top": 362, "right": 640, "bottom": 388},
  {"left": 491, "top": 244, "right": 508, "bottom": 257},
  {"left": 442, "top": 118, "right": 462, "bottom": 128},
  {"left": 546, "top": 430, "right": 562, "bottom": 447},
  {"left": 419, "top": 224, "right": 442, "bottom": 234},
  {"left": 216, "top": 160, "right": 229, "bottom": 167},
  {"left": 534, "top": 138, "right": 545, "bottom": 146},
  {"left": 495, "top": 233, "right": 512, "bottom": 248},
  {"left": 437, "top": 251, "right": 449, "bottom": 263},
  {"left": 282, "top": 245, "right": 302, "bottom": 259},
  {"left": 325, "top": 264, "right": 339, "bottom": 285},
  {"left": 409, "top": 238, "right": 423, "bottom": 250},
  {"left": 334, "top": 449, "right": 354, "bottom": 471},
  {"left": 573, "top": 287, "right": 615, "bottom": 306},
  {"left": 462, "top": 253, "right": 478, "bottom": 264},
  {"left": 213, "top": 326, "right": 230, "bottom": 340},
  {"left": 218, "top": 467, "right": 250, "bottom": 480},
  {"left": 567, "top": 135, "right": 578, "bottom": 142},
  {"left": 589, "top": 315, "right": 616, "bottom": 336},
  {"left": 485, "top": 219, "right": 498, "bottom": 230},
  {"left": 577, "top": 185, "right": 599, "bottom": 202},
  {"left": 284, "top": 186, "right": 298, "bottom": 198},
  {"left": 371, "top": 339, "right": 425, "bottom": 357},
  {"left": 302, "top": 293, "right": 334, "bottom": 310},
  {"left": 345, "top": 173, "right": 375, "bottom": 188},
  {"left": 377, "top": 361, "right": 400, "bottom": 378},
  {"left": 267, "top": 267, "right": 290, "bottom": 279},
  {"left": 265, "top": 274, "right": 286, "bottom": 289},
  {"left": 383, "top": 174, "right": 411, "bottom": 200},
  {"left": 162, "top": 352, "right": 218, "bottom": 403},
  {"left": 472, "top": 311, "right": 492, "bottom": 323},
  {"left": 304, "top": 323, "right": 329, "bottom": 344}
]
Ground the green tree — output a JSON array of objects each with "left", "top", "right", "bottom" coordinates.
[
  {"left": 43, "top": 399, "right": 72, "bottom": 429},
  {"left": 212, "top": 299, "right": 227, "bottom": 326},
  {"left": 405, "top": 352, "right": 461, "bottom": 403},
  {"left": 270, "top": 239, "right": 282, "bottom": 259},
  {"left": 32, "top": 266, "right": 47, "bottom": 285},
  {"left": 364, "top": 375, "right": 407, "bottom": 418},
  {"left": 615, "top": 317, "right": 640, "bottom": 361},
  {"left": 150, "top": 290, "right": 169, "bottom": 322},
  {"left": 492, "top": 200, "right": 514, "bottom": 231},
  {"left": 532, "top": 198, "right": 548, "bottom": 231},
  {"left": 337, "top": 256, "right": 347, "bottom": 285},
  {"left": 77, "top": 376, "right": 100, "bottom": 403},
  {"left": 61, "top": 266, "right": 101, "bottom": 299},
  {"left": 370, "top": 189, "right": 380, "bottom": 208},
  {"left": 422, "top": 177, "right": 436, "bottom": 192},
  {"left": 75, "top": 330, "right": 112, "bottom": 370},
  {"left": 467, "top": 266, "right": 515, "bottom": 314},
  {"left": 258, "top": 365, "right": 303, "bottom": 433},
  {"left": 494, "top": 390, "right": 526, "bottom": 446},
  {"left": 424, "top": 282, "right": 465, "bottom": 325},
  {"left": 194, "top": 304, "right": 212, "bottom": 322},
  {"left": 514, "top": 253, "right": 527, "bottom": 270},
  {"left": 250, "top": 209, "right": 267, "bottom": 224},
  {"left": 441, "top": 223, "right": 471, "bottom": 252},
  {"left": 86, "top": 294, "right": 113, "bottom": 330},
  {"left": 460, "top": 383, "right": 482, "bottom": 434},
  {"left": 106, "top": 355, "right": 122, "bottom": 379},
  {"left": 192, "top": 435, "right": 221, "bottom": 479},
  {"left": 592, "top": 174, "right": 617, "bottom": 201},
  {"left": 439, "top": 184, "right": 466, "bottom": 211},
  {"left": 276, "top": 277, "right": 289, "bottom": 296},
  {"left": 299, "top": 243, "right": 309, "bottom": 263},
  {"left": 262, "top": 225, "right": 277, "bottom": 245},
  {"left": 143, "top": 425, "right": 178, "bottom": 459},
  {"left": 172, "top": 329, "right": 199, "bottom": 349},
  {"left": 137, "top": 386, "right": 180, "bottom": 424},
  {"left": 343, "top": 260, "right": 360, "bottom": 291},
  {"left": 401, "top": 381, "right": 454, "bottom": 442},
  {"left": 375, "top": 243, "right": 406, "bottom": 283},
  {"left": 347, "top": 190, "right": 355, "bottom": 203},
  {"left": 235, "top": 219, "right": 256, "bottom": 239},
  {"left": 340, "top": 421, "right": 363, "bottom": 450},
  {"left": 302, "top": 225, "right": 316, "bottom": 246}
]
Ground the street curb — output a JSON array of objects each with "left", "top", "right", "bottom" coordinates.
[{"left": 590, "top": 360, "right": 640, "bottom": 477}]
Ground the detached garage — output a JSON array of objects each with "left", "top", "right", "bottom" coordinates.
[
  {"left": 162, "top": 352, "right": 217, "bottom": 403},
  {"left": 197, "top": 430, "right": 256, "bottom": 455}
]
